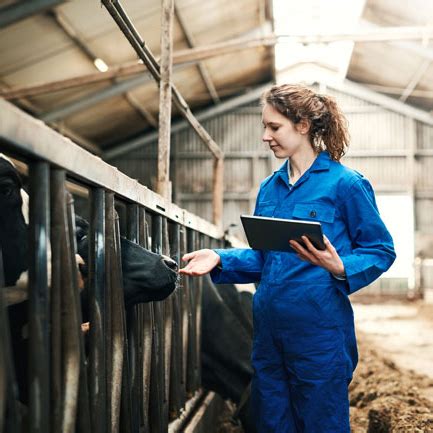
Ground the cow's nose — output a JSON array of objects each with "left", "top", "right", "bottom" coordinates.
[{"left": 162, "top": 255, "right": 178, "bottom": 271}]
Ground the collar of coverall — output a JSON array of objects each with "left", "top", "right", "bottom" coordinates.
[{"left": 275, "top": 150, "right": 331, "bottom": 175}]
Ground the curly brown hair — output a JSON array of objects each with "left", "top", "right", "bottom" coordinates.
[{"left": 261, "top": 84, "right": 349, "bottom": 161}]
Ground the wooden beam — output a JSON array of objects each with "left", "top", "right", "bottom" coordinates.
[
  {"left": 3, "top": 23, "right": 433, "bottom": 101},
  {"left": 0, "top": 30, "right": 272, "bottom": 100},
  {"left": 212, "top": 157, "right": 224, "bottom": 229},
  {"left": 0, "top": 78, "right": 101, "bottom": 154},
  {"left": 157, "top": 0, "right": 175, "bottom": 200}
]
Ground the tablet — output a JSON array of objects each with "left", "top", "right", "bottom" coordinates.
[{"left": 240, "top": 214, "right": 326, "bottom": 252}]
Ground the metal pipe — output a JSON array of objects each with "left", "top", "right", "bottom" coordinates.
[
  {"left": 66, "top": 193, "right": 91, "bottom": 433},
  {"left": 125, "top": 203, "right": 140, "bottom": 433},
  {"left": 88, "top": 188, "right": 106, "bottom": 433},
  {"left": 101, "top": 0, "right": 160, "bottom": 81},
  {"left": 185, "top": 229, "right": 197, "bottom": 394},
  {"left": 28, "top": 161, "right": 50, "bottom": 433},
  {"left": 150, "top": 214, "right": 166, "bottom": 433},
  {"left": 168, "top": 222, "right": 183, "bottom": 418}
]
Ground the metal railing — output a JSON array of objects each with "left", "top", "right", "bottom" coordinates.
[{"left": 0, "top": 99, "right": 227, "bottom": 433}]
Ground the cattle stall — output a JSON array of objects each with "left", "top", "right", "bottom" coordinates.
[{"left": 0, "top": 98, "right": 232, "bottom": 433}]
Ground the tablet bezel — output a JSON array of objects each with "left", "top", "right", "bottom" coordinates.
[{"left": 240, "top": 214, "right": 326, "bottom": 252}]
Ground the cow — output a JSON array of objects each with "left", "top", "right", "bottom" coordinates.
[
  {"left": 201, "top": 275, "right": 256, "bottom": 433},
  {"left": 0, "top": 156, "right": 28, "bottom": 288},
  {"left": 0, "top": 154, "right": 178, "bottom": 407},
  {"left": 0, "top": 154, "right": 178, "bottom": 303}
]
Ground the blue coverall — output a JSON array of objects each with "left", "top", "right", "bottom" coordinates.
[{"left": 211, "top": 151, "right": 396, "bottom": 433}]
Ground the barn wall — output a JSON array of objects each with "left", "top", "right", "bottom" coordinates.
[{"left": 112, "top": 87, "right": 433, "bottom": 296}]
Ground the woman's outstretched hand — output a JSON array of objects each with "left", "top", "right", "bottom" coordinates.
[
  {"left": 289, "top": 235, "right": 345, "bottom": 276},
  {"left": 179, "top": 249, "right": 221, "bottom": 276}
]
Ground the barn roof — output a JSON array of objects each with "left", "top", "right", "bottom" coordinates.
[{"left": 1, "top": 0, "right": 432, "bottom": 156}]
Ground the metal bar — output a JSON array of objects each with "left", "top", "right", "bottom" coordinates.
[
  {"left": 52, "top": 170, "right": 81, "bottom": 433},
  {"left": 105, "top": 192, "right": 125, "bottom": 432},
  {"left": 194, "top": 233, "right": 204, "bottom": 391},
  {"left": 162, "top": 217, "right": 172, "bottom": 427},
  {"left": 0, "top": 99, "right": 223, "bottom": 239},
  {"left": 50, "top": 170, "right": 63, "bottom": 433},
  {"left": 149, "top": 214, "right": 166, "bottom": 433},
  {"left": 66, "top": 193, "right": 91, "bottom": 433},
  {"left": 138, "top": 208, "right": 153, "bottom": 433},
  {"left": 104, "top": 83, "right": 272, "bottom": 159},
  {"left": 126, "top": 204, "right": 140, "bottom": 433},
  {"left": 168, "top": 222, "right": 183, "bottom": 418},
  {"left": 101, "top": 0, "right": 160, "bottom": 81},
  {"left": 88, "top": 188, "right": 106, "bottom": 433},
  {"left": 100, "top": 0, "right": 224, "bottom": 161},
  {"left": 185, "top": 229, "right": 197, "bottom": 395},
  {"left": 28, "top": 161, "right": 50, "bottom": 433},
  {"left": 0, "top": 0, "right": 66, "bottom": 29},
  {"left": 179, "top": 227, "right": 189, "bottom": 403}
]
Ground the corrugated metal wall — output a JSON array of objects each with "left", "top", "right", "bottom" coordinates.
[{"left": 112, "top": 87, "right": 433, "bottom": 296}]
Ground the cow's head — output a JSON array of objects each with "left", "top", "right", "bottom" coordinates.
[
  {"left": 75, "top": 216, "right": 178, "bottom": 307},
  {"left": 0, "top": 156, "right": 28, "bottom": 286}
]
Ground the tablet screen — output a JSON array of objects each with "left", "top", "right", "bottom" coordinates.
[{"left": 240, "top": 214, "right": 326, "bottom": 252}]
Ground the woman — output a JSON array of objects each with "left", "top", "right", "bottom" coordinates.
[{"left": 180, "top": 84, "right": 396, "bottom": 433}]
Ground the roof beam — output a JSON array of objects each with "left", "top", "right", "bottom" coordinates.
[
  {"left": 6, "top": 22, "right": 429, "bottom": 101},
  {"left": 0, "top": 24, "right": 272, "bottom": 100},
  {"left": 39, "top": 65, "right": 191, "bottom": 122},
  {"left": 277, "top": 26, "right": 433, "bottom": 44},
  {"left": 399, "top": 59, "right": 431, "bottom": 103},
  {"left": 0, "top": 78, "right": 101, "bottom": 154},
  {"left": 364, "top": 84, "right": 433, "bottom": 98},
  {"left": 174, "top": 5, "right": 220, "bottom": 104},
  {"left": 103, "top": 82, "right": 272, "bottom": 160},
  {"left": 325, "top": 78, "right": 433, "bottom": 126},
  {"left": 0, "top": 0, "right": 66, "bottom": 29}
]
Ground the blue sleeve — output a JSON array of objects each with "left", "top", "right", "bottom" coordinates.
[
  {"left": 210, "top": 248, "right": 264, "bottom": 284},
  {"left": 211, "top": 186, "right": 265, "bottom": 284},
  {"left": 339, "top": 178, "right": 396, "bottom": 294}
]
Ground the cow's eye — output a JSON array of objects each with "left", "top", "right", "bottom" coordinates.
[{"left": 0, "top": 187, "right": 13, "bottom": 196}]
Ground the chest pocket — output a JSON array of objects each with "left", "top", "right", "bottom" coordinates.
[
  {"left": 292, "top": 203, "right": 335, "bottom": 223},
  {"left": 255, "top": 201, "right": 276, "bottom": 217}
]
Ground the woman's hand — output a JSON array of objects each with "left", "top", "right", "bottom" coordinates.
[
  {"left": 179, "top": 249, "right": 221, "bottom": 276},
  {"left": 289, "top": 235, "right": 345, "bottom": 276}
]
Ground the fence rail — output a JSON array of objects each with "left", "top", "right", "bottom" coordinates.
[{"left": 0, "top": 99, "right": 227, "bottom": 433}]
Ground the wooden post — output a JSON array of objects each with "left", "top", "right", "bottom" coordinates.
[
  {"left": 212, "top": 156, "right": 224, "bottom": 229},
  {"left": 157, "top": 0, "right": 175, "bottom": 200}
]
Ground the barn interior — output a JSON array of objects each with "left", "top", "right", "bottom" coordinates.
[{"left": 1, "top": 0, "right": 433, "bottom": 432}]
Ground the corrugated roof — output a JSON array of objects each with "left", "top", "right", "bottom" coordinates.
[{"left": 0, "top": 0, "right": 274, "bottom": 152}]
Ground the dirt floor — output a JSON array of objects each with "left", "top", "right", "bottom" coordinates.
[
  {"left": 351, "top": 301, "right": 433, "bottom": 433},
  {"left": 217, "top": 301, "right": 433, "bottom": 433}
]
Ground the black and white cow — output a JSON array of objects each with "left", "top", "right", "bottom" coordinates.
[
  {"left": 0, "top": 155, "right": 178, "bottom": 303},
  {"left": 0, "top": 154, "right": 179, "bottom": 406},
  {"left": 0, "top": 156, "right": 28, "bottom": 288}
]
